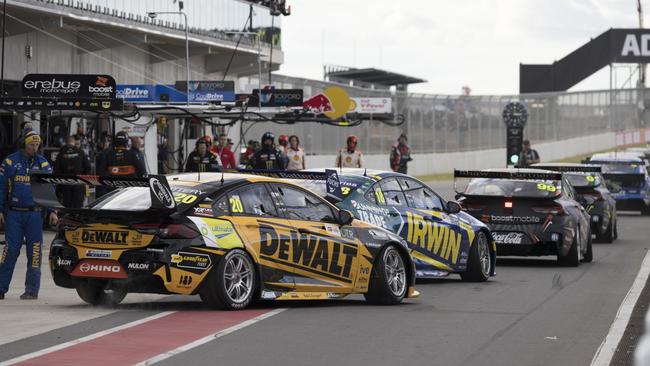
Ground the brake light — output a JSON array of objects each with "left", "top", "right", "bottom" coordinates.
[
  {"left": 532, "top": 205, "right": 565, "bottom": 215},
  {"left": 504, "top": 201, "right": 513, "bottom": 209},
  {"left": 133, "top": 224, "right": 199, "bottom": 239}
]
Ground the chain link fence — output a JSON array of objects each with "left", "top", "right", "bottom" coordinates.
[{"left": 237, "top": 74, "right": 644, "bottom": 155}]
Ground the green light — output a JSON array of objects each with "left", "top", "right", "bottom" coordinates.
[{"left": 510, "top": 154, "right": 519, "bottom": 164}]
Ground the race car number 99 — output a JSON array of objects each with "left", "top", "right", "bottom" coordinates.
[
  {"left": 174, "top": 193, "right": 198, "bottom": 204},
  {"left": 536, "top": 183, "right": 556, "bottom": 192}
]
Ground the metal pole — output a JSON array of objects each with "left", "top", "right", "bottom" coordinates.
[
  {"left": 183, "top": 12, "right": 190, "bottom": 106},
  {"left": 1, "top": 0, "right": 7, "bottom": 95},
  {"left": 257, "top": 34, "right": 261, "bottom": 109}
]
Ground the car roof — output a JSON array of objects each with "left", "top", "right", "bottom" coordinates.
[{"left": 589, "top": 152, "right": 643, "bottom": 162}]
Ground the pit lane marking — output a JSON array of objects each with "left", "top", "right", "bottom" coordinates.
[
  {"left": 1, "top": 311, "right": 174, "bottom": 365},
  {"left": 136, "top": 308, "right": 287, "bottom": 365},
  {"left": 590, "top": 249, "right": 650, "bottom": 366}
]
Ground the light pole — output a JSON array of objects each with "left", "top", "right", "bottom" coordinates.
[
  {"left": 227, "top": 31, "right": 262, "bottom": 109},
  {"left": 148, "top": 11, "right": 190, "bottom": 105}
]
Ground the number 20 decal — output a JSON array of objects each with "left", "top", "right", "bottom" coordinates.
[
  {"left": 174, "top": 193, "right": 197, "bottom": 204},
  {"left": 229, "top": 195, "right": 244, "bottom": 213}
]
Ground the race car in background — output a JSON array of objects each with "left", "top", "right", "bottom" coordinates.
[
  {"left": 533, "top": 163, "right": 617, "bottom": 243},
  {"left": 454, "top": 169, "right": 593, "bottom": 266},
  {"left": 586, "top": 152, "right": 650, "bottom": 214},
  {"left": 32, "top": 173, "right": 418, "bottom": 310},
  {"left": 240, "top": 168, "right": 497, "bottom": 282}
]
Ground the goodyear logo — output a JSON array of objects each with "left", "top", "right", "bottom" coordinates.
[
  {"left": 258, "top": 223, "right": 356, "bottom": 282},
  {"left": 171, "top": 252, "right": 211, "bottom": 270},
  {"left": 81, "top": 230, "right": 129, "bottom": 244},
  {"left": 405, "top": 212, "right": 462, "bottom": 265}
]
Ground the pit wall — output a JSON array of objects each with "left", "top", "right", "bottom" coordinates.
[{"left": 304, "top": 132, "right": 618, "bottom": 176}]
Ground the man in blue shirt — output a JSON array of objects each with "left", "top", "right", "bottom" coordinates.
[{"left": 0, "top": 130, "right": 58, "bottom": 300}]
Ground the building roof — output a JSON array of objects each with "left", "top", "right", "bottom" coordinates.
[{"left": 325, "top": 66, "right": 426, "bottom": 87}]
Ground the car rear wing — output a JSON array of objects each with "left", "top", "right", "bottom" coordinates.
[
  {"left": 453, "top": 170, "right": 563, "bottom": 196},
  {"left": 236, "top": 168, "right": 346, "bottom": 202},
  {"left": 532, "top": 165, "right": 602, "bottom": 173},
  {"left": 30, "top": 173, "right": 177, "bottom": 213}
]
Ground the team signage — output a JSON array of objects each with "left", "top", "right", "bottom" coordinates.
[
  {"left": 350, "top": 97, "right": 392, "bottom": 114},
  {"left": 116, "top": 85, "right": 155, "bottom": 102},
  {"left": 0, "top": 97, "right": 123, "bottom": 111},
  {"left": 176, "top": 80, "right": 236, "bottom": 102},
  {"left": 252, "top": 88, "right": 304, "bottom": 107},
  {"left": 615, "top": 29, "right": 650, "bottom": 62},
  {"left": 22, "top": 74, "right": 117, "bottom": 99}
]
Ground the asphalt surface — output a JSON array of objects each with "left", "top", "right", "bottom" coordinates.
[{"left": 1, "top": 180, "right": 649, "bottom": 366}]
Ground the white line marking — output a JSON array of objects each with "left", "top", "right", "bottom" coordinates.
[
  {"left": 1, "top": 311, "right": 176, "bottom": 365},
  {"left": 591, "top": 249, "right": 650, "bottom": 366},
  {"left": 136, "top": 308, "right": 288, "bottom": 366}
]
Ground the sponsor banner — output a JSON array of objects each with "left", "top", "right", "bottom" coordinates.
[
  {"left": 492, "top": 232, "right": 526, "bottom": 244},
  {"left": 251, "top": 88, "right": 304, "bottom": 107},
  {"left": 22, "top": 74, "right": 116, "bottom": 99},
  {"left": 71, "top": 260, "right": 128, "bottom": 279},
  {"left": 171, "top": 251, "right": 212, "bottom": 270},
  {"left": 0, "top": 97, "right": 123, "bottom": 111},
  {"left": 116, "top": 85, "right": 156, "bottom": 102},
  {"left": 85, "top": 249, "right": 113, "bottom": 258},
  {"left": 488, "top": 215, "right": 541, "bottom": 224},
  {"left": 175, "top": 81, "right": 236, "bottom": 102},
  {"left": 350, "top": 97, "right": 392, "bottom": 114},
  {"left": 614, "top": 29, "right": 650, "bottom": 63}
]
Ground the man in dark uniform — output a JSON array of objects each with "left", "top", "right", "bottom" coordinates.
[
  {"left": 185, "top": 138, "right": 221, "bottom": 173},
  {"left": 97, "top": 131, "right": 146, "bottom": 178},
  {"left": 518, "top": 139, "right": 540, "bottom": 168},
  {"left": 390, "top": 133, "right": 413, "bottom": 174},
  {"left": 248, "top": 132, "right": 286, "bottom": 170},
  {"left": 54, "top": 135, "right": 91, "bottom": 208}
]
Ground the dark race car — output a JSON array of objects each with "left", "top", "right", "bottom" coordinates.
[
  {"left": 586, "top": 152, "right": 650, "bottom": 214},
  {"left": 532, "top": 163, "right": 618, "bottom": 243},
  {"left": 238, "top": 168, "right": 497, "bottom": 282},
  {"left": 454, "top": 169, "right": 592, "bottom": 266},
  {"left": 32, "top": 173, "right": 418, "bottom": 310}
]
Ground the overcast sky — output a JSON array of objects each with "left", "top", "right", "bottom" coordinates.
[{"left": 278, "top": 0, "right": 641, "bottom": 95}]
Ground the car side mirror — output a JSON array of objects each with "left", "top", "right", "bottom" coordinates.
[
  {"left": 337, "top": 210, "right": 354, "bottom": 226},
  {"left": 446, "top": 201, "right": 462, "bottom": 214}
]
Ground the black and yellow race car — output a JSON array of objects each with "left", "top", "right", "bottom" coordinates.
[{"left": 32, "top": 173, "right": 418, "bottom": 310}]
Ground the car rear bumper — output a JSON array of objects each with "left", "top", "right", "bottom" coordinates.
[{"left": 496, "top": 242, "right": 560, "bottom": 257}]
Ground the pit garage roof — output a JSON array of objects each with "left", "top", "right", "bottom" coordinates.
[{"left": 326, "top": 67, "right": 426, "bottom": 86}]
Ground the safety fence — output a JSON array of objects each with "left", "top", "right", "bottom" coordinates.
[{"left": 237, "top": 74, "right": 646, "bottom": 156}]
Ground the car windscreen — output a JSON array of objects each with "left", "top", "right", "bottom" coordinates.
[
  {"left": 90, "top": 187, "right": 151, "bottom": 211},
  {"left": 465, "top": 178, "right": 561, "bottom": 198},
  {"left": 565, "top": 173, "right": 601, "bottom": 188},
  {"left": 593, "top": 162, "right": 643, "bottom": 174},
  {"left": 295, "top": 175, "right": 369, "bottom": 199}
]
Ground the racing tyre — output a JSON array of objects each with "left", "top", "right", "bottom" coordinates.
[
  {"left": 460, "top": 231, "right": 491, "bottom": 282},
  {"left": 558, "top": 232, "right": 580, "bottom": 267},
  {"left": 642, "top": 205, "right": 650, "bottom": 216},
  {"left": 598, "top": 220, "right": 614, "bottom": 244},
  {"left": 200, "top": 249, "right": 255, "bottom": 310},
  {"left": 75, "top": 282, "right": 127, "bottom": 306},
  {"left": 613, "top": 219, "right": 618, "bottom": 240},
  {"left": 364, "top": 245, "right": 407, "bottom": 305},
  {"left": 582, "top": 229, "right": 593, "bottom": 263}
]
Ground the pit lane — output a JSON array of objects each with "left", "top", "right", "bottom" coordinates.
[{"left": 0, "top": 181, "right": 647, "bottom": 366}]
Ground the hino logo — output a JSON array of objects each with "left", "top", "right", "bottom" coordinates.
[
  {"left": 79, "top": 263, "right": 121, "bottom": 273},
  {"left": 621, "top": 34, "right": 650, "bottom": 57}
]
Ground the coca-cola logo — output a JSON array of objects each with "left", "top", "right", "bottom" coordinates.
[{"left": 493, "top": 232, "right": 525, "bottom": 244}]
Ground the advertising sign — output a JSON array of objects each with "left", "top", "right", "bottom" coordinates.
[
  {"left": 116, "top": 85, "right": 155, "bottom": 102},
  {"left": 175, "top": 80, "right": 236, "bottom": 102},
  {"left": 350, "top": 97, "right": 392, "bottom": 114},
  {"left": 22, "top": 74, "right": 117, "bottom": 99},
  {"left": 251, "top": 88, "right": 304, "bottom": 107}
]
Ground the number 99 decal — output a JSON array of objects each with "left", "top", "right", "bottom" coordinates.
[{"left": 536, "top": 183, "right": 557, "bottom": 192}]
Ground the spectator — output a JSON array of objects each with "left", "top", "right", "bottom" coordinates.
[
  {"left": 519, "top": 139, "right": 540, "bottom": 167},
  {"left": 214, "top": 134, "right": 237, "bottom": 169},
  {"left": 55, "top": 135, "right": 91, "bottom": 208},
  {"left": 286, "top": 135, "right": 305, "bottom": 171},
  {"left": 390, "top": 133, "right": 412, "bottom": 174},
  {"left": 248, "top": 132, "right": 285, "bottom": 170},
  {"left": 185, "top": 138, "right": 221, "bottom": 173},
  {"left": 335, "top": 135, "right": 364, "bottom": 168}
]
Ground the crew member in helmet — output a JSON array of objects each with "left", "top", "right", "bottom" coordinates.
[
  {"left": 185, "top": 138, "right": 221, "bottom": 173},
  {"left": 97, "top": 131, "right": 146, "bottom": 178},
  {"left": 248, "top": 132, "right": 285, "bottom": 170},
  {"left": 335, "top": 135, "right": 364, "bottom": 168}
]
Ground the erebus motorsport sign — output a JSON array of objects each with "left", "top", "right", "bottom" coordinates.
[
  {"left": 71, "top": 260, "right": 128, "bottom": 279},
  {"left": 22, "top": 74, "right": 117, "bottom": 99}
]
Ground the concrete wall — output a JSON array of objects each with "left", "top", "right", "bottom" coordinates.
[{"left": 303, "top": 132, "right": 617, "bottom": 176}]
